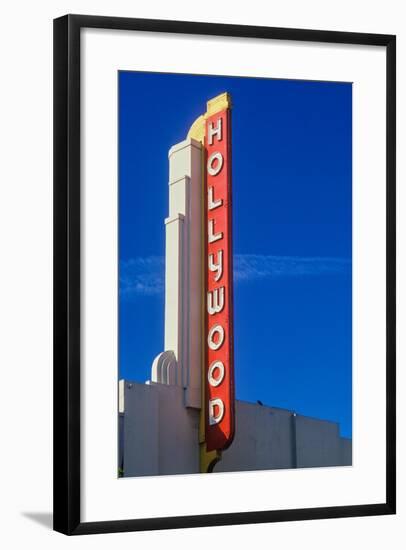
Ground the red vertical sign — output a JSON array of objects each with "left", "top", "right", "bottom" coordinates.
[{"left": 205, "top": 108, "right": 235, "bottom": 452}]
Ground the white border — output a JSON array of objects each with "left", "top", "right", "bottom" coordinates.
[{"left": 81, "top": 28, "right": 386, "bottom": 522}]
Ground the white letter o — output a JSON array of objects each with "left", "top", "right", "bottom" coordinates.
[
  {"left": 207, "top": 324, "right": 225, "bottom": 350},
  {"left": 207, "top": 152, "right": 223, "bottom": 176},
  {"left": 208, "top": 361, "right": 225, "bottom": 387}
]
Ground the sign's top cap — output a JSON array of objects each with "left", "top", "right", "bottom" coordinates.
[
  {"left": 187, "top": 92, "right": 232, "bottom": 143},
  {"left": 206, "top": 92, "right": 232, "bottom": 116}
]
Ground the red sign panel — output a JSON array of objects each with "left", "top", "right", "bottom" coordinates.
[{"left": 205, "top": 108, "right": 235, "bottom": 452}]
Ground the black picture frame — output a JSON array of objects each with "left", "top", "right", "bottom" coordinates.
[{"left": 53, "top": 14, "right": 396, "bottom": 535}]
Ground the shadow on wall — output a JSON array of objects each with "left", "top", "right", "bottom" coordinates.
[{"left": 22, "top": 512, "right": 53, "bottom": 530}]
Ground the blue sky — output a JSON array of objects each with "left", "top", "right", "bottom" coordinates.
[{"left": 119, "top": 71, "right": 352, "bottom": 438}]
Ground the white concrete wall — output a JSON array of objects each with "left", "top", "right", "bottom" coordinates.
[
  {"left": 121, "top": 381, "right": 200, "bottom": 477},
  {"left": 295, "top": 414, "right": 349, "bottom": 468},
  {"left": 120, "top": 381, "right": 352, "bottom": 477},
  {"left": 215, "top": 402, "right": 295, "bottom": 472},
  {"left": 151, "top": 138, "right": 203, "bottom": 409}
]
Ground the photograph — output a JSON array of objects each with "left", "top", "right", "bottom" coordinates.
[
  {"left": 53, "top": 13, "right": 396, "bottom": 535},
  {"left": 0, "top": 0, "right": 400, "bottom": 543},
  {"left": 117, "top": 71, "right": 353, "bottom": 477}
]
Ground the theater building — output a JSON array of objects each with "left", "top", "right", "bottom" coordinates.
[{"left": 118, "top": 93, "right": 352, "bottom": 477}]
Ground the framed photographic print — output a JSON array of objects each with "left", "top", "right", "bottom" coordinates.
[{"left": 53, "top": 14, "right": 396, "bottom": 535}]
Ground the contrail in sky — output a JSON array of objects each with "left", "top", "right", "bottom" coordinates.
[{"left": 120, "top": 254, "right": 351, "bottom": 299}]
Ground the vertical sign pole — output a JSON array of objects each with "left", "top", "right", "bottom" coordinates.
[
  {"left": 188, "top": 93, "right": 235, "bottom": 472},
  {"left": 187, "top": 112, "right": 219, "bottom": 472},
  {"left": 204, "top": 94, "right": 235, "bottom": 455}
]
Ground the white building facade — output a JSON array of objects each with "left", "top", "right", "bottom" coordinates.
[{"left": 118, "top": 380, "right": 351, "bottom": 476}]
